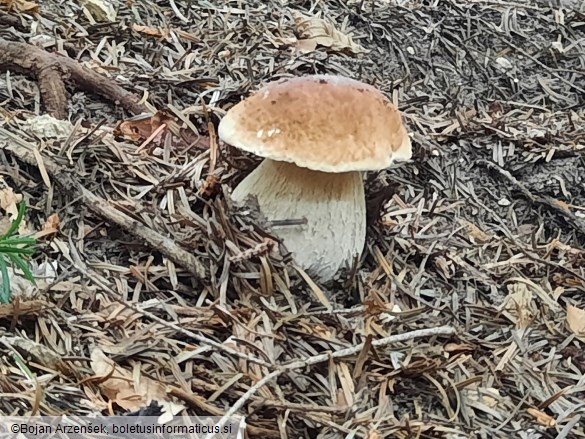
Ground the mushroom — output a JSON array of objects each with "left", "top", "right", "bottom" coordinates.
[{"left": 218, "top": 74, "right": 412, "bottom": 282}]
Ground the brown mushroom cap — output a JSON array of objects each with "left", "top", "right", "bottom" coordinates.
[{"left": 218, "top": 74, "right": 412, "bottom": 173}]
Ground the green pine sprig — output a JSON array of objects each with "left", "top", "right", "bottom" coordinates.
[{"left": 0, "top": 201, "right": 37, "bottom": 304}]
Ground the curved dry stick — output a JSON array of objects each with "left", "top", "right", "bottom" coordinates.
[
  {"left": 0, "top": 39, "right": 148, "bottom": 119},
  {"left": 78, "top": 185, "right": 206, "bottom": 279},
  {"left": 208, "top": 326, "right": 457, "bottom": 436},
  {"left": 0, "top": 128, "right": 207, "bottom": 281}
]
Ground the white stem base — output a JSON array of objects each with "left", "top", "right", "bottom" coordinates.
[{"left": 231, "top": 159, "right": 365, "bottom": 281}]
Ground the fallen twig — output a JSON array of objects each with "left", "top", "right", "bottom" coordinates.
[
  {"left": 0, "top": 39, "right": 148, "bottom": 119},
  {"left": 477, "top": 159, "right": 585, "bottom": 238},
  {"left": 282, "top": 326, "right": 457, "bottom": 370},
  {"left": 0, "top": 128, "right": 205, "bottom": 280},
  {"left": 206, "top": 326, "right": 456, "bottom": 437},
  {"left": 78, "top": 185, "right": 206, "bottom": 279}
]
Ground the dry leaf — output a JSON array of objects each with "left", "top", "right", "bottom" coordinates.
[
  {"left": 335, "top": 388, "right": 347, "bottom": 406},
  {"left": 480, "top": 388, "right": 501, "bottom": 408},
  {"left": 173, "top": 29, "right": 200, "bottom": 43},
  {"left": 79, "top": 0, "right": 116, "bottom": 22},
  {"left": 17, "top": 114, "right": 74, "bottom": 139},
  {"left": 0, "top": 0, "right": 39, "bottom": 13},
  {"left": 552, "top": 272, "right": 583, "bottom": 287},
  {"left": 0, "top": 335, "right": 66, "bottom": 372},
  {"left": 458, "top": 218, "right": 492, "bottom": 243},
  {"left": 465, "top": 386, "right": 501, "bottom": 408},
  {"left": 299, "top": 321, "right": 335, "bottom": 340},
  {"left": 95, "top": 302, "right": 141, "bottom": 327},
  {"left": 566, "top": 304, "right": 585, "bottom": 338},
  {"left": 0, "top": 300, "right": 49, "bottom": 319},
  {"left": 113, "top": 111, "right": 206, "bottom": 150},
  {"left": 444, "top": 342, "right": 475, "bottom": 353},
  {"left": 500, "top": 283, "right": 534, "bottom": 328},
  {"left": 35, "top": 213, "right": 60, "bottom": 239},
  {"left": 264, "top": 30, "right": 319, "bottom": 54},
  {"left": 264, "top": 31, "right": 298, "bottom": 48},
  {"left": 294, "top": 38, "right": 318, "bottom": 54},
  {"left": 547, "top": 238, "right": 582, "bottom": 255},
  {"left": 0, "top": 217, "right": 11, "bottom": 236},
  {"left": 131, "top": 24, "right": 169, "bottom": 39},
  {"left": 552, "top": 286, "right": 565, "bottom": 300},
  {"left": 0, "top": 177, "right": 23, "bottom": 221},
  {"left": 526, "top": 408, "right": 556, "bottom": 427},
  {"left": 90, "top": 348, "right": 184, "bottom": 414},
  {"left": 367, "top": 430, "right": 383, "bottom": 439},
  {"left": 44, "top": 213, "right": 60, "bottom": 230},
  {"left": 553, "top": 199, "right": 570, "bottom": 210},
  {"left": 434, "top": 255, "right": 455, "bottom": 279},
  {"left": 114, "top": 118, "right": 154, "bottom": 143},
  {"left": 292, "top": 11, "right": 366, "bottom": 54}
]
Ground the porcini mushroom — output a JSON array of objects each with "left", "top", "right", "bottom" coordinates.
[{"left": 218, "top": 74, "right": 412, "bottom": 281}]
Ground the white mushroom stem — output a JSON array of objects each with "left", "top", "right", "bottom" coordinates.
[{"left": 231, "top": 159, "right": 366, "bottom": 281}]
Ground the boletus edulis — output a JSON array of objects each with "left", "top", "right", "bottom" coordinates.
[{"left": 218, "top": 74, "right": 412, "bottom": 282}]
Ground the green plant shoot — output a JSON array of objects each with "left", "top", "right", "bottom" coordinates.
[{"left": 0, "top": 201, "right": 37, "bottom": 304}]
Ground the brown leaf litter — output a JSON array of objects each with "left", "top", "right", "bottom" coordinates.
[{"left": 1, "top": 0, "right": 585, "bottom": 437}]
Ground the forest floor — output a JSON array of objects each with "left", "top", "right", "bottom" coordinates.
[{"left": 0, "top": 0, "right": 585, "bottom": 438}]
